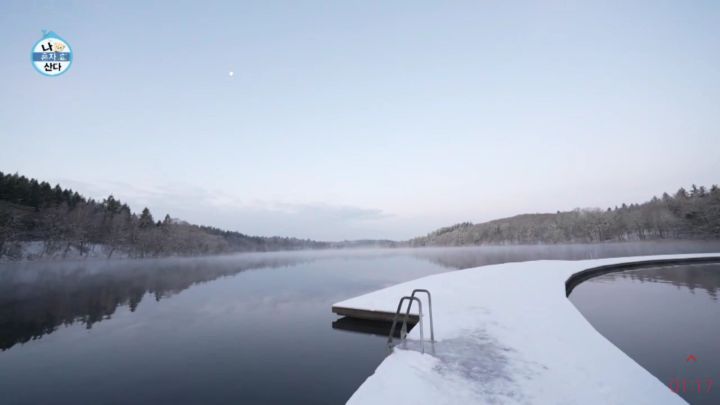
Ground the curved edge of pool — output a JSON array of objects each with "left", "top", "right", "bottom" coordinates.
[
  {"left": 336, "top": 253, "right": 720, "bottom": 405},
  {"left": 565, "top": 255, "right": 720, "bottom": 297}
]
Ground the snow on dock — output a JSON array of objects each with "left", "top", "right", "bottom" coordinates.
[{"left": 336, "top": 254, "right": 720, "bottom": 405}]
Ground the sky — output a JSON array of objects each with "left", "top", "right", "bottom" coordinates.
[{"left": 1, "top": 1, "right": 719, "bottom": 241}]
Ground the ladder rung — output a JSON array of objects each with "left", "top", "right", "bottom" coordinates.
[{"left": 387, "top": 289, "right": 434, "bottom": 353}]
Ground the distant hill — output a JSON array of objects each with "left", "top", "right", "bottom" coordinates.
[
  {"left": 4, "top": 171, "right": 717, "bottom": 259},
  {"left": 410, "top": 185, "right": 720, "bottom": 246},
  {"left": 0, "top": 171, "right": 391, "bottom": 260}
]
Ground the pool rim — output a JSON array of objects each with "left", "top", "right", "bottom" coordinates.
[{"left": 565, "top": 256, "right": 720, "bottom": 297}]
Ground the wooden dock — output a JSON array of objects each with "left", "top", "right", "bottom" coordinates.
[{"left": 331, "top": 305, "right": 419, "bottom": 324}]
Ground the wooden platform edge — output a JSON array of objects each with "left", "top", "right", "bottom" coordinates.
[{"left": 332, "top": 305, "right": 420, "bottom": 323}]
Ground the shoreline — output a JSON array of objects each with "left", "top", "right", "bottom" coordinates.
[{"left": 3, "top": 239, "right": 720, "bottom": 263}]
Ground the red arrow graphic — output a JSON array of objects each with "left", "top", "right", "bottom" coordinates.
[{"left": 687, "top": 355, "right": 698, "bottom": 363}]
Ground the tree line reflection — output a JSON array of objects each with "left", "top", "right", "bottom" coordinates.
[
  {"left": 603, "top": 263, "right": 720, "bottom": 301},
  {"left": 0, "top": 254, "right": 311, "bottom": 350},
  {"left": 2, "top": 242, "right": 719, "bottom": 351}
]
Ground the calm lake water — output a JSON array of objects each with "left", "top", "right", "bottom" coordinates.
[
  {"left": 1, "top": 241, "right": 719, "bottom": 404},
  {"left": 570, "top": 262, "right": 720, "bottom": 405}
]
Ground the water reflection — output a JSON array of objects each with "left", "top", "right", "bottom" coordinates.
[
  {"left": 332, "top": 317, "right": 400, "bottom": 337},
  {"left": 0, "top": 251, "right": 453, "bottom": 405},
  {"left": 1, "top": 242, "right": 720, "bottom": 404},
  {"left": 0, "top": 254, "right": 312, "bottom": 350},
  {"left": 595, "top": 264, "right": 720, "bottom": 301},
  {"left": 570, "top": 262, "right": 720, "bottom": 405},
  {"left": 2, "top": 241, "right": 719, "bottom": 352}
]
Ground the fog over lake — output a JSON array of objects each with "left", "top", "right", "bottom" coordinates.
[{"left": 2, "top": 241, "right": 719, "bottom": 404}]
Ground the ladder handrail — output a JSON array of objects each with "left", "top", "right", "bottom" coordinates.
[
  {"left": 387, "top": 296, "right": 424, "bottom": 353},
  {"left": 409, "top": 289, "right": 434, "bottom": 342}
]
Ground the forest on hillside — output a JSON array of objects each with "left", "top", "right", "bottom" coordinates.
[
  {"left": 3, "top": 171, "right": 718, "bottom": 260},
  {"left": 411, "top": 185, "right": 720, "bottom": 247},
  {"left": 0, "top": 172, "right": 336, "bottom": 259}
]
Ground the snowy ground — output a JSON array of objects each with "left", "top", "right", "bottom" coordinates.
[{"left": 337, "top": 254, "right": 720, "bottom": 405}]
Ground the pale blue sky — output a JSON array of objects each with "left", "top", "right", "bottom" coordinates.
[{"left": 1, "top": 1, "right": 718, "bottom": 240}]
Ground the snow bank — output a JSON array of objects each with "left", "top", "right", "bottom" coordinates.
[{"left": 338, "top": 254, "right": 720, "bottom": 404}]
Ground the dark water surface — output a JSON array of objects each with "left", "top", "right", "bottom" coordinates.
[
  {"left": 1, "top": 241, "right": 719, "bottom": 404},
  {"left": 570, "top": 262, "right": 720, "bottom": 405}
]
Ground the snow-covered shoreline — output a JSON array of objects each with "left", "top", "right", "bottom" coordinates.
[
  {"left": 0, "top": 241, "right": 131, "bottom": 261},
  {"left": 337, "top": 254, "right": 720, "bottom": 404}
]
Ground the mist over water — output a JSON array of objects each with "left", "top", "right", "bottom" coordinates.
[{"left": 1, "top": 241, "right": 719, "bottom": 404}]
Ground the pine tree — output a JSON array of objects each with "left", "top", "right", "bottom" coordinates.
[
  {"left": 103, "top": 195, "right": 121, "bottom": 214},
  {"left": 139, "top": 208, "right": 154, "bottom": 229}
]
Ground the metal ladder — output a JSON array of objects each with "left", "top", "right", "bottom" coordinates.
[{"left": 387, "top": 289, "right": 434, "bottom": 353}]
